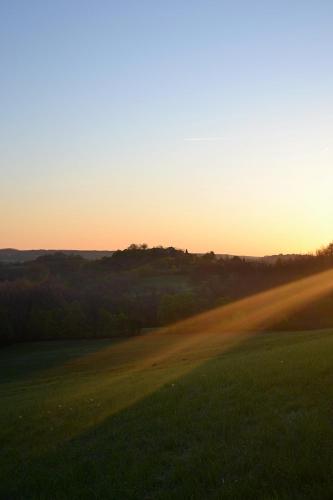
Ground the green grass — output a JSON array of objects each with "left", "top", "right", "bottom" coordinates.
[{"left": 2, "top": 329, "right": 333, "bottom": 499}]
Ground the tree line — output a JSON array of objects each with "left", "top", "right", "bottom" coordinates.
[{"left": 1, "top": 242, "right": 333, "bottom": 346}]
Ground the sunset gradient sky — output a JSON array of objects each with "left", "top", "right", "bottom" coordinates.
[{"left": 1, "top": 1, "right": 333, "bottom": 255}]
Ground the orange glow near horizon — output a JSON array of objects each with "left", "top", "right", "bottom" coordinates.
[
  {"left": 1, "top": 164, "right": 333, "bottom": 256},
  {"left": 2, "top": 1, "right": 333, "bottom": 257},
  {"left": 1, "top": 210, "right": 332, "bottom": 257}
]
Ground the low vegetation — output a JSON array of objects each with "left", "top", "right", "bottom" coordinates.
[{"left": 2, "top": 328, "right": 333, "bottom": 498}]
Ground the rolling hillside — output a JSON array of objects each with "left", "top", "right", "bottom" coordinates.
[
  {"left": 2, "top": 328, "right": 333, "bottom": 499},
  {"left": 0, "top": 248, "right": 300, "bottom": 264}
]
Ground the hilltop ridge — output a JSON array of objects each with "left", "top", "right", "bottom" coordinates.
[{"left": 0, "top": 248, "right": 301, "bottom": 264}]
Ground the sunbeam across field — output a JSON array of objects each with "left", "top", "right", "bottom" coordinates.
[
  {"left": 6, "top": 268, "right": 332, "bottom": 437},
  {"left": 2, "top": 327, "right": 333, "bottom": 499}
]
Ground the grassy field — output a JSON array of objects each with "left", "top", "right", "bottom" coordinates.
[{"left": 2, "top": 328, "right": 333, "bottom": 499}]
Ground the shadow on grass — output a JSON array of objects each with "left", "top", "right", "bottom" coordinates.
[
  {"left": 0, "top": 338, "right": 122, "bottom": 383},
  {"left": 3, "top": 329, "right": 333, "bottom": 500}
]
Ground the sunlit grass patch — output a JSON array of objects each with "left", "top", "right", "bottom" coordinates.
[{"left": 1, "top": 328, "right": 333, "bottom": 498}]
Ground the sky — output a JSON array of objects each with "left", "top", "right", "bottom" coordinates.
[{"left": 1, "top": 0, "right": 333, "bottom": 255}]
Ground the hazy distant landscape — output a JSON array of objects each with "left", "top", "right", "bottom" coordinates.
[
  {"left": 0, "top": 248, "right": 115, "bottom": 263},
  {"left": 0, "top": 247, "right": 300, "bottom": 264}
]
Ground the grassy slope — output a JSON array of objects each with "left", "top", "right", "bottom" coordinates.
[{"left": 1, "top": 329, "right": 333, "bottom": 499}]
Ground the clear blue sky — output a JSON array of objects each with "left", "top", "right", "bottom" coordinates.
[{"left": 1, "top": 1, "right": 333, "bottom": 254}]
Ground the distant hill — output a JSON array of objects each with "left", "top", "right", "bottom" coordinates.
[
  {"left": 0, "top": 248, "right": 301, "bottom": 264},
  {"left": 0, "top": 249, "right": 115, "bottom": 263},
  {"left": 260, "top": 254, "right": 302, "bottom": 264},
  {"left": 205, "top": 253, "right": 302, "bottom": 263}
]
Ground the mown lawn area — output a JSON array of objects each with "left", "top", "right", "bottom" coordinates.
[{"left": 1, "top": 328, "right": 333, "bottom": 499}]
